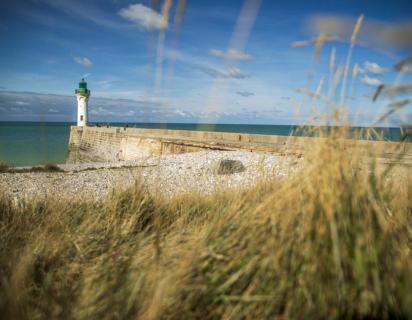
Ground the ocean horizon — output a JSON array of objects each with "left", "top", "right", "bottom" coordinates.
[{"left": 0, "top": 121, "right": 407, "bottom": 166}]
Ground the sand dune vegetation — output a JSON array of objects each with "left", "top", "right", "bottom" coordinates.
[{"left": 1, "top": 127, "right": 412, "bottom": 319}]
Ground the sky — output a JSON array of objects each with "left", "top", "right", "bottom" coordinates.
[{"left": 0, "top": 0, "right": 411, "bottom": 125}]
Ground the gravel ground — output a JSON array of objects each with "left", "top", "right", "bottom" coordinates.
[{"left": 0, "top": 151, "right": 298, "bottom": 203}]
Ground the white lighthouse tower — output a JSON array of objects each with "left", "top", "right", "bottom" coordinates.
[{"left": 75, "top": 78, "right": 90, "bottom": 126}]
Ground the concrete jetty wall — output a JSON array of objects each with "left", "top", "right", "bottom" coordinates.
[{"left": 67, "top": 126, "right": 412, "bottom": 163}]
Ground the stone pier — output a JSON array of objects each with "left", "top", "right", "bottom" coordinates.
[{"left": 67, "top": 126, "right": 412, "bottom": 164}]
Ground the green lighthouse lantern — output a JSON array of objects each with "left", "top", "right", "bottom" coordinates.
[{"left": 75, "top": 78, "right": 90, "bottom": 95}]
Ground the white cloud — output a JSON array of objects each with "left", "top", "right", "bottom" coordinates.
[
  {"left": 399, "top": 66, "right": 412, "bottom": 73},
  {"left": 225, "top": 67, "right": 247, "bottom": 78},
  {"left": 209, "top": 48, "right": 253, "bottom": 60},
  {"left": 236, "top": 91, "right": 254, "bottom": 97},
  {"left": 363, "top": 61, "right": 388, "bottom": 75},
  {"left": 195, "top": 66, "right": 248, "bottom": 79},
  {"left": 175, "top": 109, "right": 189, "bottom": 117},
  {"left": 73, "top": 56, "right": 93, "bottom": 67},
  {"left": 118, "top": 4, "right": 166, "bottom": 31},
  {"left": 361, "top": 75, "right": 383, "bottom": 87},
  {"left": 15, "top": 101, "right": 30, "bottom": 106}
]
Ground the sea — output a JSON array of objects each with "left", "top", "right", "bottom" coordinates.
[{"left": 0, "top": 121, "right": 407, "bottom": 167}]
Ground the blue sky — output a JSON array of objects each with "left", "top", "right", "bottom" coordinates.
[{"left": 0, "top": 0, "right": 411, "bottom": 125}]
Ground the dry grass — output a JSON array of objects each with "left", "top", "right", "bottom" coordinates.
[{"left": 0, "top": 128, "right": 411, "bottom": 319}]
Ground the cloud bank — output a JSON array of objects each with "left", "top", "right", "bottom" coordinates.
[{"left": 0, "top": 91, "right": 287, "bottom": 124}]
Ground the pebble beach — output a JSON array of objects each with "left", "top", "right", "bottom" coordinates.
[{"left": 0, "top": 150, "right": 297, "bottom": 203}]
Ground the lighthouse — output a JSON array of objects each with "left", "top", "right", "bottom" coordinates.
[{"left": 75, "top": 78, "right": 90, "bottom": 126}]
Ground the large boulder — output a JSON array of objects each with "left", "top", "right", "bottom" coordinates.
[{"left": 216, "top": 159, "right": 245, "bottom": 175}]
